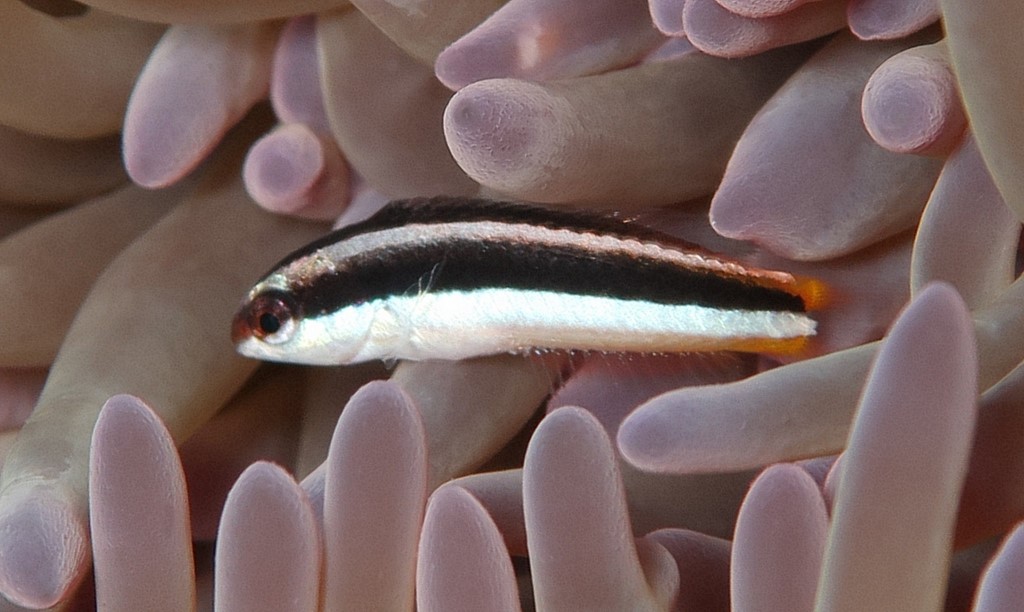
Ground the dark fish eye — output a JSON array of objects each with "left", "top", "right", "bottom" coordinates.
[
  {"left": 259, "top": 312, "right": 282, "bottom": 335},
  {"left": 248, "top": 291, "right": 298, "bottom": 345}
]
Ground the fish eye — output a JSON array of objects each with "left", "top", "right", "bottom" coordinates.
[
  {"left": 248, "top": 291, "right": 298, "bottom": 345},
  {"left": 259, "top": 312, "right": 282, "bottom": 334}
]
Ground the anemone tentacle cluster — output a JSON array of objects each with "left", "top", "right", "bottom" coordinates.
[{"left": 0, "top": 0, "right": 1021, "bottom": 609}]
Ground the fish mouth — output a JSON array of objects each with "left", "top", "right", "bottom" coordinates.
[{"left": 230, "top": 308, "right": 252, "bottom": 347}]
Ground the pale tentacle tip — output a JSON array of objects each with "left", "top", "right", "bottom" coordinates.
[{"left": 0, "top": 489, "right": 88, "bottom": 609}]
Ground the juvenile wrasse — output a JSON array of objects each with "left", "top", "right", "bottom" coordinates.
[{"left": 232, "top": 197, "right": 819, "bottom": 365}]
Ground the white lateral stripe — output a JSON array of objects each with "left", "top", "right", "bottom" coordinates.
[
  {"left": 280, "top": 221, "right": 795, "bottom": 287},
  {"left": 294, "top": 288, "right": 817, "bottom": 363}
]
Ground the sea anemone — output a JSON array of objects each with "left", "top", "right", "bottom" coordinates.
[{"left": 0, "top": 0, "right": 1021, "bottom": 610}]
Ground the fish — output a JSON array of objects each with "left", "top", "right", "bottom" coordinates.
[{"left": 231, "top": 197, "right": 820, "bottom": 365}]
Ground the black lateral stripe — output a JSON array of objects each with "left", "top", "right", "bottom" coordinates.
[
  {"left": 261, "top": 196, "right": 715, "bottom": 281},
  {"left": 292, "top": 238, "right": 806, "bottom": 317}
]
